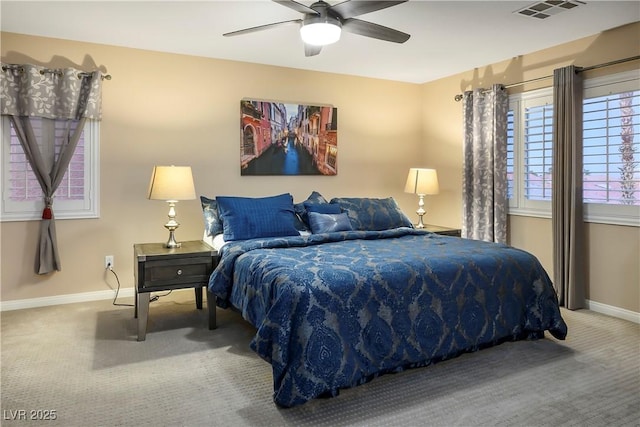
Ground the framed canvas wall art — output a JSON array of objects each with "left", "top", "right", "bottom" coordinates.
[{"left": 240, "top": 99, "right": 338, "bottom": 175}]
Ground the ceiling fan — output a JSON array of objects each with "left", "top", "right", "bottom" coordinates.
[{"left": 223, "top": 0, "right": 411, "bottom": 57}]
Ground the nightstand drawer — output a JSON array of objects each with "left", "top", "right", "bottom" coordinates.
[{"left": 142, "top": 257, "right": 213, "bottom": 289}]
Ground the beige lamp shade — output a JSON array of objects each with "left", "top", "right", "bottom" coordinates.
[
  {"left": 147, "top": 166, "right": 196, "bottom": 201},
  {"left": 404, "top": 168, "right": 439, "bottom": 195}
]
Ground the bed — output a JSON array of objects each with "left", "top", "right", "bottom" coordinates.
[{"left": 203, "top": 192, "right": 568, "bottom": 408}]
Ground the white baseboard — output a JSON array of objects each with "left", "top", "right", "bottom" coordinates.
[
  {"left": 0, "top": 288, "right": 135, "bottom": 312},
  {"left": 586, "top": 299, "right": 640, "bottom": 324}
]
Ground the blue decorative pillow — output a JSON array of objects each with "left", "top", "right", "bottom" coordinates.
[
  {"left": 292, "top": 212, "right": 308, "bottom": 232},
  {"left": 200, "top": 196, "right": 223, "bottom": 236},
  {"left": 308, "top": 212, "right": 353, "bottom": 234},
  {"left": 304, "top": 201, "right": 342, "bottom": 215},
  {"left": 294, "top": 191, "right": 329, "bottom": 229},
  {"left": 329, "top": 197, "right": 414, "bottom": 231},
  {"left": 216, "top": 193, "right": 300, "bottom": 241}
]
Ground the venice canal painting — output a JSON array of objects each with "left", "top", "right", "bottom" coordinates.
[{"left": 240, "top": 99, "right": 338, "bottom": 175}]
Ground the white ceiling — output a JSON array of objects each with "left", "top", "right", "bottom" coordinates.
[{"left": 1, "top": 1, "right": 638, "bottom": 84}]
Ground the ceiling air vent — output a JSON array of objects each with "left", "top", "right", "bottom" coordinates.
[{"left": 515, "top": 0, "right": 586, "bottom": 19}]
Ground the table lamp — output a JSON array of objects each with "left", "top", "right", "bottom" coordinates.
[
  {"left": 147, "top": 165, "right": 196, "bottom": 248},
  {"left": 404, "top": 168, "right": 439, "bottom": 229}
]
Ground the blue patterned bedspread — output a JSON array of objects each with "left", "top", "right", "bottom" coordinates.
[{"left": 208, "top": 228, "right": 567, "bottom": 407}]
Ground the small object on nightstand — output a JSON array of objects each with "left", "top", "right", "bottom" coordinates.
[
  {"left": 133, "top": 240, "right": 218, "bottom": 341},
  {"left": 404, "top": 168, "right": 439, "bottom": 229},
  {"left": 147, "top": 165, "right": 196, "bottom": 248}
]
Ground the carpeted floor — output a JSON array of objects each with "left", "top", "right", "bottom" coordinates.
[{"left": 1, "top": 290, "right": 638, "bottom": 427}]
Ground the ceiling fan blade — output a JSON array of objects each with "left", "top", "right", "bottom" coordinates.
[
  {"left": 273, "top": 0, "right": 320, "bottom": 15},
  {"left": 329, "top": 0, "right": 408, "bottom": 19},
  {"left": 305, "top": 44, "right": 323, "bottom": 57},
  {"left": 342, "top": 18, "right": 410, "bottom": 43},
  {"left": 223, "top": 19, "right": 302, "bottom": 37}
]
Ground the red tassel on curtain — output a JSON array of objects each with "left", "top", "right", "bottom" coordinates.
[{"left": 42, "top": 206, "right": 52, "bottom": 220}]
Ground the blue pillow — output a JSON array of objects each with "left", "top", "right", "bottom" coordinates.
[
  {"left": 292, "top": 212, "right": 308, "bottom": 232},
  {"left": 304, "top": 201, "right": 342, "bottom": 215},
  {"left": 294, "top": 191, "right": 329, "bottom": 229},
  {"left": 216, "top": 194, "right": 299, "bottom": 241},
  {"left": 308, "top": 212, "right": 353, "bottom": 234},
  {"left": 200, "top": 196, "right": 223, "bottom": 236},
  {"left": 329, "top": 197, "right": 414, "bottom": 231},
  {"left": 308, "top": 191, "right": 328, "bottom": 203}
]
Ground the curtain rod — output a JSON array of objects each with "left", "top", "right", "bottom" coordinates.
[
  {"left": 1, "top": 64, "right": 111, "bottom": 80},
  {"left": 453, "top": 55, "right": 640, "bottom": 102}
]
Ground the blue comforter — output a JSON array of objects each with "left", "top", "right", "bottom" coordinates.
[{"left": 208, "top": 228, "right": 567, "bottom": 407}]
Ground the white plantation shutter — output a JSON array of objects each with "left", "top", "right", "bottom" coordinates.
[
  {"left": 2, "top": 117, "right": 99, "bottom": 221},
  {"left": 524, "top": 103, "right": 554, "bottom": 201},
  {"left": 506, "top": 110, "right": 515, "bottom": 200},
  {"left": 508, "top": 91, "right": 554, "bottom": 216},
  {"left": 583, "top": 90, "right": 640, "bottom": 205},
  {"left": 507, "top": 70, "right": 639, "bottom": 225}
]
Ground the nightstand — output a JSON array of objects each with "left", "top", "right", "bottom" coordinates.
[
  {"left": 133, "top": 240, "right": 218, "bottom": 341},
  {"left": 423, "top": 224, "right": 462, "bottom": 237}
]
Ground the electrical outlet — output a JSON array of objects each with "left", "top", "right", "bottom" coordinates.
[{"left": 105, "top": 255, "right": 114, "bottom": 269}]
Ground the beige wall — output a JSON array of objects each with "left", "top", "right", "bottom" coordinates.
[
  {"left": 421, "top": 22, "right": 640, "bottom": 313},
  {"left": 1, "top": 32, "right": 423, "bottom": 302},
  {"left": 2, "top": 23, "right": 639, "bottom": 314}
]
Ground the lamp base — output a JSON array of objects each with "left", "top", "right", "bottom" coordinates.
[
  {"left": 164, "top": 201, "right": 181, "bottom": 248},
  {"left": 415, "top": 194, "right": 426, "bottom": 229},
  {"left": 165, "top": 228, "right": 181, "bottom": 248}
]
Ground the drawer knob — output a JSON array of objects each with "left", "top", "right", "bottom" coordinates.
[{"left": 177, "top": 269, "right": 183, "bottom": 276}]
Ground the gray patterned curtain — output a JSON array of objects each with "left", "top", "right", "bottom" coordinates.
[
  {"left": 1, "top": 63, "right": 103, "bottom": 274},
  {"left": 552, "top": 65, "right": 585, "bottom": 309},
  {"left": 462, "top": 84, "right": 508, "bottom": 243}
]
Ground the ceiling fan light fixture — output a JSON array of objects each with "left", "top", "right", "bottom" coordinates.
[{"left": 300, "top": 19, "right": 341, "bottom": 46}]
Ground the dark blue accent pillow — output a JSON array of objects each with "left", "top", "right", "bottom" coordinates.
[
  {"left": 294, "top": 191, "right": 329, "bottom": 229},
  {"left": 200, "top": 196, "right": 223, "bottom": 236},
  {"left": 308, "top": 212, "right": 353, "bottom": 234},
  {"left": 217, "top": 193, "right": 299, "bottom": 241},
  {"left": 329, "top": 197, "right": 414, "bottom": 231},
  {"left": 293, "top": 212, "right": 308, "bottom": 232},
  {"left": 304, "top": 201, "right": 342, "bottom": 215}
]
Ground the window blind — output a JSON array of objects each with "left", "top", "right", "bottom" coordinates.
[
  {"left": 8, "top": 118, "right": 85, "bottom": 202},
  {"left": 506, "top": 110, "right": 515, "bottom": 199},
  {"left": 583, "top": 90, "right": 639, "bottom": 205},
  {"left": 524, "top": 104, "right": 554, "bottom": 201}
]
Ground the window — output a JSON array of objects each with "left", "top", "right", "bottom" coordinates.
[
  {"left": 508, "top": 70, "right": 640, "bottom": 226},
  {"left": 1, "top": 117, "right": 99, "bottom": 221},
  {"left": 506, "top": 110, "right": 515, "bottom": 200},
  {"left": 508, "top": 90, "right": 555, "bottom": 217},
  {"left": 326, "top": 145, "right": 337, "bottom": 170}
]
